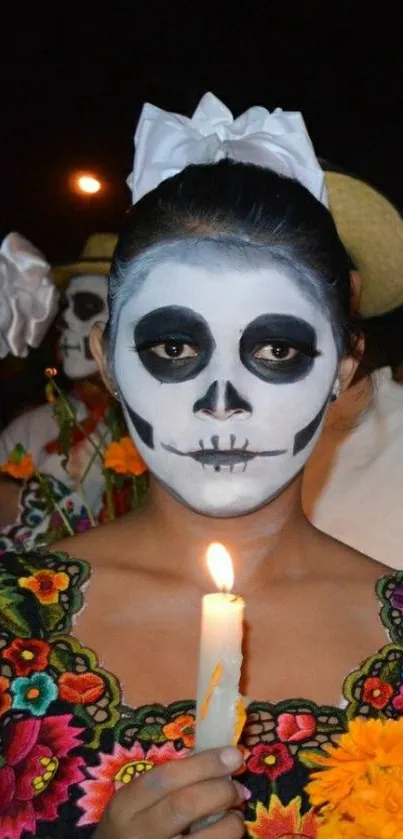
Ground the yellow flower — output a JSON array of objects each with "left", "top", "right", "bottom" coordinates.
[
  {"left": 306, "top": 718, "right": 403, "bottom": 810},
  {"left": 0, "top": 444, "right": 35, "bottom": 480},
  {"left": 307, "top": 719, "right": 403, "bottom": 838},
  {"left": 104, "top": 437, "right": 147, "bottom": 476},
  {"left": 18, "top": 569, "right": 69, "bottom": 605}
]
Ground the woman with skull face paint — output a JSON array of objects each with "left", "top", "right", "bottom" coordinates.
[{"left": 0, "top": 96, "right": 400, "bottom": 839}]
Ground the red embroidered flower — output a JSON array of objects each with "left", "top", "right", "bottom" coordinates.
[
  {"left": 276, "top": 712, "right": 317, "bottom": 743},
  {"left": 0, "top": 714, "right": 85, "bottom": 839},
  {"left": 162, "top": 714, "right": 195, "bottom": 748},
  {"left": 0, "top": 676, "right": 11, "bottom": 718},
  {"left": 78, "top": 740, "right": 186, "bottom": 827},
  {"left": 362, "top": 677, "right": 394, "bottom": 709},
  {"left": 392, "top": 685, "right": 403, "bottom": 712},
  {"left": 58, "top": 672, "right": 104, "bottom": 705},
  {"left": 3, "top": 638, "right": 50, "bottom": 677},
  {"left": 248, "top": 743, "right": 294, "bottom": 780}
]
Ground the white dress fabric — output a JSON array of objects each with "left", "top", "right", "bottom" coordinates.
[{"left": 303, "top": 368, "right": 403, "bottom": 568}]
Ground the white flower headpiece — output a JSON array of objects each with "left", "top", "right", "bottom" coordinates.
[
  {"left": 128, "top": 92, "right": 327, "bottom": 207},
  {"left": 0, "top": 232, "right": 59, "bottom": 359}
]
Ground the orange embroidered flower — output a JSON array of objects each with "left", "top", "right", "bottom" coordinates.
[
  {"left": 362, "top": 676, "right": 394, "bottom": 709},
  {"left": 245, "top": 794, "right": 318, "bottom": 839},
  {"left": 58, "top": 672, "right": 105, "bottom": 705},
  {"left": 0, "top": 443, "right": 35, "bottom": 480},
  {"left": 3, "top": 638, "right": 50, "bottom": 677},
  {"left": 0, "top": 676, "right": 11, "bottom": 718},
  {"left": 18, "top": 569, "right": 69, "bottom": 605},
  {"left": 104, "top": 437, "right": 147, "bottom": 476},
  {"left": 162, "top": 714, "right": 195, "bottom": 748}
]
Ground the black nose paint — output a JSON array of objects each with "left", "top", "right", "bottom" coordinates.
[{"left": 194, "top": 381, "right": 252, "bottom": 415}]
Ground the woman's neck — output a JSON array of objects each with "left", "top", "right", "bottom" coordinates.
[{"left": 139, "top": 475, "right": 314, "bottom": 594}]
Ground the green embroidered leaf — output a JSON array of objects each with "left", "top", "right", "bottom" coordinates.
[
  {"left": 49, "top": 647, "right": 72, "bottom": 673},
  {"left": 133, "top": 703, "right": 170, "bottom": 724},
  {"left": 299, "top": 749, "right": 325, "bottom": 769},
  {"left": 0, "top": 576, "right": 31, "bottom": 638},
  {"left": 42, "top": 603, "right": 64, "bottom": 632},
  {"left": 137, "top": 724, "right": 167, "bottom": 743}
]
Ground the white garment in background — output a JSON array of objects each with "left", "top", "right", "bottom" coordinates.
[
  {"left": 0, "top": 397, "right": 108, "bottom": 514},
  {"left": 303, "top": 368, "right": 403, "bottom": 568}
]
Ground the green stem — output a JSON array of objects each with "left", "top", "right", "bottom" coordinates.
[
  {"left": 36, "top": 471, "right": 75, "bottom": 537},
  {"left": 76, "top": 482, "right": 96, "bottom": 527},
  {"left": 53, "top": 382, "right": 106, "bottom": 462},
  {"left": 104, "top": 469, "right": 115, "bottom": 522},
  {"left": 80, "top": 427, "right": 110, "bottom": 485}
]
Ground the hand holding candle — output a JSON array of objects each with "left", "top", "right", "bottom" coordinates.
[{"left": 195, "top": 543, "right": 246, "bottom": 752}]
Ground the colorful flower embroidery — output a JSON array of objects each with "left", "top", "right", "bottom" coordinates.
[
  {"left": 0, "top": 675, "right": 11, "bottom": 718},
  {"left": 3, "top": 638, "right": 50, "bottom": 677},
  {"left": 162, "top": 714, "right": 195, "bottom": 747},
  {"left": 78, "top": 741, "right": 185, "bottom": 827},
  {"left": 392, "top": 685, "right": 403, "bottom": 712},
  {"left": 11, "top": 672, "right": 58, "bottom": 716},
  {"left": 247, "top": 743, "right": 294, "bottom": 780},
  {"left": 245, "top": 795, "right": 317, "bottom": 839},
  {"left": 276, "top": 712, "right": 317, "bottom": 743},
  {"left": 18, "top": 569, "right": 69, "bottom": 604},
  {"left": 0, "top": 715, "right": 85, "bottom": 839},
  {"left": 58, "top": 672, "right": 105, "bottom": 705},
  {"left": 362, "top": 676, "right": 394, "bottom": 709}
]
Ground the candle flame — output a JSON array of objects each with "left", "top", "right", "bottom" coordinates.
[{"left": 206, "top": 543, "right": 234, "bottom": 592}]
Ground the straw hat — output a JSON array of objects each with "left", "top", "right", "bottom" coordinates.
[
  {"left": 53, "top": 233, "right": 118, "bottom": 288},
  {"left": 325, "top": 171, "right": 403, "bottom": 317}
]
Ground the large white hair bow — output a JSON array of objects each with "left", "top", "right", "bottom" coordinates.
[
  {"left": 0, "top": 232, "right": 59, "bottom": 359},
  {"left": 128, "top": 92, "right": 327, "bottom": 207}
]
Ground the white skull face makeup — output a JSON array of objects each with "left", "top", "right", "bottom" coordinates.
[
  {"left": 58, "top": 275, "right": 108, "bottom": 379},
  {"left": 113, "top": 254, "right": 339, "bottom": 516}
]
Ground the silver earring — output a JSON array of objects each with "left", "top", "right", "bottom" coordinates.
[
  {"left": 331, "top": 379, "right": 341, "bottom": 402},
  {"left": 113, "top": 389, "right": 119, "bottom": 398}
]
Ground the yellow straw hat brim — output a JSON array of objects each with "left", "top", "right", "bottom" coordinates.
[{"left": 325, "top": 171, "right": 403, "bottom": 317}]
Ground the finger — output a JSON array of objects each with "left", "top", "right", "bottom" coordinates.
[
  {"left": 131, "top": 777, "right": 244, "bottom": 838},
  {"left": 116, "top": 746, "right": 243, "bottom": 816},
  {"left": 192, "top": 810, "right": 245, "bottom": 839}
]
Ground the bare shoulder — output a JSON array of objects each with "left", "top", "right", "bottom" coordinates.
[
  {"left": 50, "top": 509, "right": 151, "bottom": 569},
  {"left": 313, "top": 525, "right": 394, "bottom": 582}
]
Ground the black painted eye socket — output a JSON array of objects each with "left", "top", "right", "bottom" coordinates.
[
  {"left": 134, "top": 306, "right": 214, "bottom": 383},
  {"left": 72, "top": 291, "right": 105, "bottom": 321},
  {"left": 241, "top": 315, "right": 319, "bottom": 384}
]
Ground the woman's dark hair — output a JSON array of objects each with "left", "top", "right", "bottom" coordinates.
[{"left": 106, "top": 159, "right": 359, "bottom": 358}]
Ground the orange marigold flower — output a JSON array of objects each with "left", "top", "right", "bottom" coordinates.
[
  {"left": 306, "top": 718, "right": 403, "bottom": 812},
  {"left": 245, "top": 794, "right": 318, "bottom": 839},
  {"left": 0, "top": 443, "right": 35, "bottom": 480},
  {"left": 104, "top": 436, "right": 147, "bottom": 476},
  {"left": 18, "top": 569, "right": 69, "bottom": 605},
  {"left": 59, "top": 672, "right": 105, "bottom": 705},
  {"left": 162, "top": 714, "right": 195, "bottom": 748},
  {"left": 0, "top": 676, "right": 11, "bottom": 718},
  {"left": 45, "top": 367, "right": 58, "bottom": 377}
]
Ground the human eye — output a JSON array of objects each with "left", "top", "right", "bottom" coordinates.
[
  {"left": 253, "top": 342, "right": 298, "bottom": 363},
  {"left": 150, "top": 339, "right": 198, "bottom": 360}
]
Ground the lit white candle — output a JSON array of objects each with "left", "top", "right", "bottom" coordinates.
[{"left": 195, "top": 543, "right": 245, "bottom": 752}]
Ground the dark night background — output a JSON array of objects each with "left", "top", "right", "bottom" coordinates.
[{"left": 3, "top": 2, "right": 403, "bottom": 264}]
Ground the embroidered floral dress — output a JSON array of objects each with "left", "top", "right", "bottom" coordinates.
[{"left": 1, "top": 550, "right": 403, "bottom": 839}]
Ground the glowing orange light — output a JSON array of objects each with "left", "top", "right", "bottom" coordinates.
[
  {"left": 206, "top": 543, "right": 234, "bottom": 592},
  {"left": 73, "top": 173, "right": 102, "bottom": 195}
]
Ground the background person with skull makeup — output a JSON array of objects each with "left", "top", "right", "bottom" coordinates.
[
  {"left": 0, "top": 233, "right": 116, "bottom": 531},
  {"left": 0, "top": 96, "right": 398, "bottom": 839}
]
